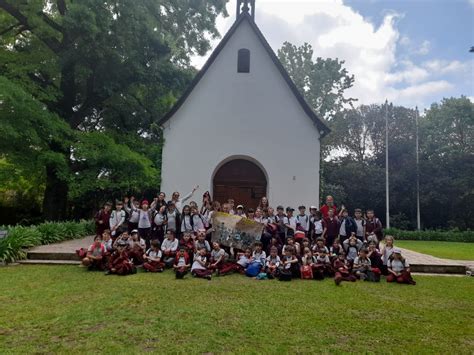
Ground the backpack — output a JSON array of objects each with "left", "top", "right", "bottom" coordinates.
[
  {"left": 245, "top": 261, "right": 262, "bottom": 277},
  {"left": 278, "top": 269, "right": 292, "bottom": 281},
  {"left": 300, "top": 264, "right": 313, "bottom": 280}
]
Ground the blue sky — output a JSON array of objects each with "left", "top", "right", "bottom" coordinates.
[{"left": 192, "top": 0, "right": 474, "bottom": 109}]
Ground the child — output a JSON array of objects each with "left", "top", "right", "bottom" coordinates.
[
  {"left": 313, "top": 248, "right": 331, "bottom": 280},
  {"left": 367, "top": 241, "right": 383, "bottom": 274},
  {"left": 106, "top": 240, "right": 135, "bottom": 275},
  {"left": 235, "top": 205, "right": 246, "bottom": 218},
  {"left": 252, "top": 241, "right": 267, "bottom": 267},
  {"left": 343, "top": 234, "right": 363, "bottom": 263},
  {"left": 312, "top": 237, "right": 329, "bottom": 255},
  {"left": 194, "top": 230, "right": 211, "bottom": 255},
  {"left": 152, "top": 205, "right": 167, "bottom": 243},
  {"left": 329, "top": 238, "right": 343, "bottom": 259},
  {"left": 124, "top": 197, "right": 140, "bottom": 233},
  {"left": 338, "top": 208, "right": 357, "bottom": 244},
  {"left": 191, "top": 206, "right": 205, "bottom": 232},
  {"left": 274, "top": 205, "right": 287, "bottom": 242},
  {"left": 266, "top": 236, "right": 282, "bottom": 256},
  {"left": 210, "top": 242, "right": 228, "bottom": 272},
  {"left": 109, "top": 201, "right": 126, "bottom": 239},
  {"left": 180, "top": 205, "right": 194, "bottom": 234},
  {"left": 333, "top": 252, "right": 356, "bottom": 285},
  {"left": 365, "top": 209, "right": 383, "bottom": 242},
  {"left": 387, "top": 249, "right": 416, "bottom": 285},
  {"left": 280, "top": 246, "right": 299, "bottom": 278},
  {"left": 219, "top": 248, "right": 252, "bottom": 275},
  {"left": 247, "top": 208, "right": 255, "bottom": 220},
  {"left": 161, "top": 230, "right": 179, "bottom": 267},
  {"left": 265, "top": 247, "right": 281, "bottom": 278},
  {"left": 173, "top": 247, "right": 191, "bottom": 279},
  {"left": 380, "top": 235, "right": 395, "bottom": 275},
  {"left": 296, "top": 205, "right": 310, "bottom": 237},
  {"left": 102, "top": 229, "right": 113, "bottom": 254},
  {"left": 128, "top": 229, "right": 146, "bottom": 265},
  {"left": 352, "top": 248, "right": 373, "bottom": 281},
  {"left": 164, "top": 201, "right": 180, "bottom": 234},
  {"left": 366, "top": 232, "right": 379, "bottom": 247},
  {"left": 95, "top": 202, "right": 112, "bottom": 237},
  {"left": 136, "top": 200, "right": 153, "bottom": 249},
  {"left": 311, "top": 211, "right": 324, "bottom": 242},
  {"left": 284, "top": 207, "right": 296, "bottom": 238},
  {"left": 300, "top": 238, "right": 311, "bottom": 257},
  {"left": 254, "top": 208, "right": 264, "bottom": 223},
  {"left": 283, "top": 236, "right": 301, "bottom": 256},
  {"left": 322, "top": 208, "right": 339, "bottom": 248},
  {"left": 143, "top": 240, "right": 164, "bottom": 272},
  {"left": 180, "top": 232, "right": 195, "bottom": 260},
  {"left": 353, "top": 208, "right": 365, "bottom": 242},
  {"left": 227, "top": 199, "right": 235, "bottom": 215},
  {"left": 191, "top": 247, "right": 212, "bottom": 280},
  {"left": 300, "top": 247, "right": 315, "bottom": 279},
  {"left": 82, "top": 236, "right": 106, "bottom": 271}
]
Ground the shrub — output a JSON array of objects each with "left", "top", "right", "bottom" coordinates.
[
  {"left": 384, "top": 228, "right": 474, "bottom": 243},
  {"left": 0, "top": 220, "right": 94, "bottom": 263}
]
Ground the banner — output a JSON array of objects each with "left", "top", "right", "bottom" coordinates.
[{"left": 211, "top": 212, "right": 264, "bottom": 250}]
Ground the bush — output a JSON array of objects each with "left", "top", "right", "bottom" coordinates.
[
  {"left": 0, "top": 220, "right": 94, "bottom": 263},
  {"left": 385, "top": 228, "right": 474, "bottom": 243}
]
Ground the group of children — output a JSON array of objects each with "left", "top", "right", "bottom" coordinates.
[{"left": 86, "top": 192, "right": 415, "bottom": 285}]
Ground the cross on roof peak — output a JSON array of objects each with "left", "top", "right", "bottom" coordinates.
[{"left": 236, "top": 0, "right": 255, "bottom": 20}]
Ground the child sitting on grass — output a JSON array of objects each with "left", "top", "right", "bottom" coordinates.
[
  {"left": 281, "top": 245, "right": 299, "bottom": 278},
  {"left": 219, "top": 248, "right": 253, "bottom": 276},
  {"left": 386, "top": 248, "right": 416, "bottom": 285},
  {"left": 210, "top": 242, "right": 228, "bottom": 272},
  {"left": 265, "top": 247, "right": 281, "bottom": 279},
  {"left": 333, "top": 252, "right": 356, "bottom": 285},
  {"left": 173, "top": 246, "right": 191, "bottom": 279},
  {"left": 82, "top": 235, "right": 106, "bottom": 271},
  {"left": 191, "top": 247, "right": 212, "bottom": 280},
  {"left": 352, "top": 248, "right": 373, "bottom": 281},
  {"left": 106, "top": 240, "right": 136, "bottom": 276},
  {"left": 252, "top": 241, "right": 267, "bottom": 267},
  {"left": 161, "top": 230, "right": 179, "bottom": 268},
  {"left": 128, "top": 229, "right": 146, "bottom": 266},
  {"left": 343, "top": 234, "right": 363, "bottom": 263},
  {"left": 313, "top": 248, "right": 332, "bottom": 280},
  {"left": 143, "top": 240, "right": 164, "bottom": 273}
]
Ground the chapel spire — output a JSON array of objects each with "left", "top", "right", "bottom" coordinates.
[{"left": 236, "top": 0, "right": 255, "bottom": 21}]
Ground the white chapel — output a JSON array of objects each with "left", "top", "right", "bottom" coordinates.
[{"left": 159, "top": 0, "right": 329, "bottom": 209}]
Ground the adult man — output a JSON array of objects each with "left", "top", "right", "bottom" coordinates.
[{"left": 320, "top": 195, "right": 338, "bottom": 218}]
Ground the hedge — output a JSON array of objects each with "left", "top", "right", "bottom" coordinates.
[
  {"left": 0, "top": 220, "right": 94, "bottom": 263},
  {"left": 385, "top": 228, "right": 474, "bottom": 243}
]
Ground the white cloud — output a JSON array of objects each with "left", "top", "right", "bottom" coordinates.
[
  {"left": 423, "top": 59, "right": 470, "bottom": 74},
  {"left": 416, "top": 40, "right": 431, "bottom": 55},
  {"left": 191, "top": 0, "right": 466, "bottom": 108}
]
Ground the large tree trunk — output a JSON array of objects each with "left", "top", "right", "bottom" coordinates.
[{"left": 42, "top": 165, "right": 69, "bottom": 221}]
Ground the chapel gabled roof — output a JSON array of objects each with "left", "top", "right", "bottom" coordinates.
[{"left": 158, "top": 13, "right": 330, "bottom": 137}]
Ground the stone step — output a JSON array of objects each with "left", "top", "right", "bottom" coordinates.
[
  {"left": 410, "top": 263, "right": 466, "bottom": 274},
  {"left": 19, "top": 259, "right": 81, "bottom": 265},
  {"left": 27, "top": 251, "right": 81, "bottom": 261}
]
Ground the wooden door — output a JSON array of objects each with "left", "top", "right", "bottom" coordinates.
[{"left": 213, "top": 159, "right": 267, "bottom": 210}]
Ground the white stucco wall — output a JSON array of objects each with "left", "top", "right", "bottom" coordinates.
[{"left": 161, "top": 19, "right": 321, "bottom": 208}]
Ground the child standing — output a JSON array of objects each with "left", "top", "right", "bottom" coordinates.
[
  {"left": 109, "top": 201, "right": 126, "bottom": 239},
  {"left": 338, "top": 209, "right": 357, "bottom": 244},
  {"left": 365, "top": 209, "right": 383, "bottom": 242},
  {"left": 296, "top": 206, "right": 310, "bottom": 237},
  {"left": 353, "top": 208, "right": 365, "bottom": 242},
  {"left": 143, "top": 240, "right": 164, "bottom": 272},
  {"left": 95, "top": 202, "right": 112, "bottom": 237},
  {"left": 322, "top": 208, "right": 340, "bottom": 248}
]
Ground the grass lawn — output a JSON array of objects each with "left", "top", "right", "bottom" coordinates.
[
  {"left": 0, "top": 266, "right": 473, "bottom": 354},
  {"left": 396, "top": 240, "right": 474, "bottom": 260}
]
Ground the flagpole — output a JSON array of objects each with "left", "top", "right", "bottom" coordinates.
[
  {"left": 385, "top": 100, "right": 390, "bottom": 229},
  {"left": 415, "top": 106, "right": 421, "bottom": 230}
]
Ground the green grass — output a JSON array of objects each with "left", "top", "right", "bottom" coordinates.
[
  {"left": 396, "top": 240, "right": 474, "bottom": 260},
  {"left": 0, "top": 266, "right": 473, "bottom": 354}
]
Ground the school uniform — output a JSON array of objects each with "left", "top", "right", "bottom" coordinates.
[
  {"left": 281, "top": 255, "right": 299, "bottom": 278},
  {"left": 365, "top": 217, "right": 383, "bottom": 240},
  {"left": 192, "top": 214, "right": 205, "bottom": 232},
  {"left": 352, "top": 256, "right": 372, "bottom": 279},
  {"left": 219, "top": 254, "right": 250, "bottom": 275},
  {"left": 354, "top": 218, "right": 365, "bottom": 241},
  {"left": 195, "top": 240, "right": 211, "bottom": 254},
  {"left": 124, "top": 205, "right": 140, "bottom": 233},
  {"left": 138, "top": 209, "right": 153, "bottom": 249},
  {"left": 386, "top": 258, "right": 416, "bottom": 284},
  {"left": 323, "top": 216, "right": 340, "bottom": 247},
  {"left": 313, "top": 255, "right": 331, "bottom": 280},
  {"left": 165, "top": 209, "right": 180, "bottom": 234},
  {"left": 284, "top": 216, "right": 297, "bottom": 238},
  {"left": 265, "top": 255, "right": 281, "bottom": 277},
  {"left": 143, "top": 248, "right": 164, "bottom": 272},
  {"left": 108, "top": 250, "right": 135, "bottom": 275},
  {"left": 174, "top": 190, "right": 195, "bottom": 211},
  {"left": 152, "top": 211, "right": 166, "bottom": 243},
  {"left": 85, "top": 244, "right": 106, "bottom": 270},
  {"left": 311, "top": 218, "right": 324, "bottom": 241},
  {"left": 338, "top": 216, "right": 357, "bottom": 243},
  {"left": 191, "top": 254, "right": 212, "bottom": 278},
  {"left": 128, "top": 239, "right": 146, "bottom": 265},
  {"left": 368, "top": 249, "right": 383, "bottom": 273},
  {"left": 174, "top": 252, "right": 190, "bottom": 278},
  {"left": 161, "top": 238, "right": 179, "bottom": 267},
  {"left": 381, "top": 245, "right": 394, "bottom": 275},
  {"left": 252, "top": 250, "right": 267, "bottom": 267},
  {"left": 95, "top": 209, "right": 111, "bottom": 236},
  {"left": 296, "top": 214, "right": 310, "bottom": 234},
  {"left": 210, "top": 248, "right": 228, "bottom": 270},
  {"left": 181, "top": 215, "right": 194, "bottom": 234},
  {"left": 333, "top": 258, "right": 357, "bottom": 284},
  {"left": 343, "top": 239, "right": 364, "bottom": 262},
  {"left": 274, "top": 214, "right": 287, "bottom": 242}
]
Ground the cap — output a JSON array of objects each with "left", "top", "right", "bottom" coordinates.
[
  {"left": 141, "top": 199, "right": 149, "bottom": 205},
  {"left": 393, "top": 248, "right": 402, "bottom": 254},
  {"left": 310, "top": 206, "right": 318, "bottom": 210},
  {"left": 117, "top": 240, "right": 128, "bottom": 247},
  {"left": 286, "top": 207, "right": 294, "bottom": 212},
  {"left": 131, "top": 229, "right": 138, "bottom": 234},
  {"left": 237, "top": 205, "right": 244, "bottom": 209}
]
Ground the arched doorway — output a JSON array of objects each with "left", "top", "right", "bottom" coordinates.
[{"left": 213, "top": 159, "right": 267, "bottom": 209}]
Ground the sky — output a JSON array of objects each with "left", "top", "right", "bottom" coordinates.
[{"left": 191, "top": 0, "right": 474, "bottom": 110}]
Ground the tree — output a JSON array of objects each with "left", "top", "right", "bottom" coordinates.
[
  {"left": 0, "top": 0, "right": 228, "bottom": 220},
  {"left": 277, "top": 41, "right": 355, "bottom": 121}
]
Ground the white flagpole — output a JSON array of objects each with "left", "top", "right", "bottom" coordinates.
[
  {"left": 415, "top": 106, "right": 421, "bottom": 230},
  {"left": 385, "top": 100, "right": 390, "bottom": 229}
]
